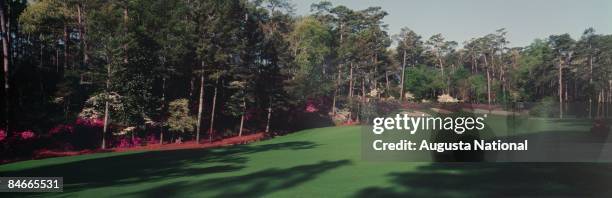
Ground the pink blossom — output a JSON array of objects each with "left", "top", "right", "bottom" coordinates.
[
  {"left": 0, "top": 129, "right": 6, "bottom": 141},
  {"left": 146, "top": 135, "right": 159, "bottom": 144},
  {"left": 132, "top": 137, "right": 142, "bottom": 146},
  {"left": 305, "top": 103, "right": 318, "bottom": 113},
  {"left": 117, "top": 138, "right": 131, "bottom": 148},
  {"left": 117, "top": 137, "right": 143, "bottom": 148},
  {"left": 20, "top": 130, "right": 35, "bottom": 140},
  {"left": 75, "top": 118, "right": 88, "bottom": 126},
  {"left": 91, "top": 119, "right": 104, "bottom": 127},
  {"left": 76, "top": 118, "right": 104, "bottom": 128}
]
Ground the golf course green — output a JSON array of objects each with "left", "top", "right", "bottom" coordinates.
[{"left": 1, "top": 123, "right": 611, "bottom": 197}]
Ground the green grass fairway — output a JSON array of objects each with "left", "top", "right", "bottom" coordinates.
[{"left": 2, "top": 124, "right": 612, "bottom": 197}]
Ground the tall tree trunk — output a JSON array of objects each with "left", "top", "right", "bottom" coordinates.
[
  {"left": 238, "top": 97, "right": 246, "bottom": 137},
  {"left": 333, "top": 23, "right": 344, "bottom": 116},
  {"left": 484, "top": 56, "right": 491, "bottom": 112},
  {"left": 400, "top": 50, "right": 406, "bottom": 100},
  {"left": 77, "top": 3, "right": 88, "bottom": 66},
  {"left": 56, "top": 49, "right": 59, "bottom": 72},
  {"left": 373, "top": 55, "right": 378, "bottom": 98},
  {"left": 558, "top": 61, "right": 563, "bottom": 119},
  {"left": 265, "top": 97, "right": 272, "bottom": 133},
  {"left": 606, "top": 80, "right": 612, "bottom": 118},
  {"left": 63, "top": 25, "right": 69, "bottom": 71},
  {"left": 564, "top": 78, "right": 568, "bottom": 112},
  {"left": 331, "top": 89, "right": 337, "bottom": 115},
  {"left": 39, "top": 36, "right": 45, "bottom": 102},
  {"left": 474, "top": 58, "right": 478, "bottom": 74},
  {"left": 362, "top": 77, "right": 366, "bottom": 100},
  {"left": 597, "top": 90, "right": 602, "bottom": 117},
  {"left": 123, "top": 7, "right": 128, "bottom": 64},
  {"left": 589, "top": 53, "right": 593, "bottom": 118},
  {"left": 332, "top": 64, "right": 341, "bottom": 115},
  {"left": 438, "top": 57, "right": 444, "bottom": 76},
  {"left": 195, "top": 62, "right": 204, "bottom": 143},
  {"left": 208, "top": 80, "right": 218, "bottom": 141},
  {"left": 159, "top": 76, "right": 166, "bottom": 144},
  {"left": 39, "top": 35, "right": 43, "bottom": 68},
  {"left": 0, "top": 0, "right": 8, "bottom": 133},
  {"left": 102, "top": 60, "right": 111, "bottom": 149},
  {"left": 439, "top": 56, "right": 449, "bottom": 94},
  {"left": 347, "top": 63, "right": 354, "bottom": 121},
  {"left": 385, "top": 71, "right": 390, "bottom": 95},
  {"left": 348, "top": 62, "right": 353, "bottom": 98},
  {"left": 501, "top": 68, "right": 506, "bottom": 103},
  {"left": 102, "top": 100, "right": 109, "bottom": 149},
  {"left": 189, "top": 76, "right": 194, "bottom": 98},
  {"left": 359, "top": 78, "right": 366, "bottom": 122}
]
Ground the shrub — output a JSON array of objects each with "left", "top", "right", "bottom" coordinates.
[
  {"left": 0, "top": 129, "right": 6, "bottom": 142},
  {"left": 114, "top": 136, "right": 143, "bottom": 148},
  {"left": 305, "top": 102, "right": 319, "bottom": 113},
  {"left": 9, "top": 130, "right": 41, "bottom": 158},
  {"left": 167, "top": 99, "right": 196, "bottom": 136},
  {"left": 529, "top": 97, "right": 558, "bottom": 117},
  {"left": 19, "top": 130, "right": 36, "bottom": 140}
]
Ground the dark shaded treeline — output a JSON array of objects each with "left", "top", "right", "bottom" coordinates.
[{"left": 0, "top": 0, "right": 611, "bottom": 148}]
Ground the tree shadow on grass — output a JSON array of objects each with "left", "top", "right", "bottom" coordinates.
[
  {"left": 121, "top": 160, "right": 352, "bottom": 198},
  {"left": 0, "top": 141, "right": 318, "bottom": 195},
  {"left": 356, "top": 163, "right": 612, "bottom": 197}
]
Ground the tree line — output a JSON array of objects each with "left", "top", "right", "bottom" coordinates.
[{"left": 1, "top": 0, "right": 611, "bottom": 147}]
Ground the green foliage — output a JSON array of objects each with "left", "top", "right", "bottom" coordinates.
[
  {"left": 19, "top": 0, "right": 69, "bottom": 34},
  {"left": 395, "top": 27, "right": 423, "bottom": 66},
  {"left": 7, "top": 0, "right": 612, "bottom": 149},
  {"left": 226, "top": 80, "right": 249, "bottom": 117},
  {"left": 529, "top": 97, "right": 559, "bottom": 117},
  {"left": 112, "top": 32, "right": 159, "bottom": 126},
  {"left": 403, "top": 65, "right": 442, "bottom": 100},
  {"left": 285, "top": 17, "right": 333, "bottom": 101},
  {"left": 450, "top": 67, "right": 471, "bottom": 101},
  {"left": 468, "top": 74, "right": 487, "bottom": 103},
  {"left": 79, "top": 92, "right": 124, "bottom": 120},
  {"left": 516, "top": 39, "right": 553, "bottom": 101},
  {"left": 167, "top": 99, "right": 195, "bottom": 133}
]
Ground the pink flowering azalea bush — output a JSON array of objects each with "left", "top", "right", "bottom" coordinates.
[
  {"left": 0, "top": 129, "right": 41, "bottom": 159},
  {"left": 19, "top": 130, "right": 35, "bottom": 140},
  {"left": 1, "top": 116, "right": 165, "bottom": 161},
  {"left": 282, "top": 98, "right": 335, "bottom": 131},
  {"left": 75, "top": 118, "right": 105, "bottom": 128},
  {"left": 0, "top": 129, "right": 6, "bottom": 142},
  {"left": 304, "top": 98, "right": 331, "bottom": 113},
  {"left": 114, "top": 136, "right": 143, "bottom": 148},
  {"left": 146, "top": 134, "right": 159, "bottom": 144},
  {"left": 47, "top": 124, "right": 77, "bottom": 151},
  {"left": 305, "top": 102, "right": 319, "bottom": 113}
]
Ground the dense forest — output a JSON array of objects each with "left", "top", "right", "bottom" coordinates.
[{"left": 0, "top": 0, "right": 611, "bottom": 151}]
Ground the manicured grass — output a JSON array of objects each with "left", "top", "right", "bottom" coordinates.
[{"left": 1, "top": 122, "right": 612, "bottom": 197}]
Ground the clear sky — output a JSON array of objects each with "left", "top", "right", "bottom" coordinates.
[{"left": 290, "top": 0, "right": 612, "bottom": 47}]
